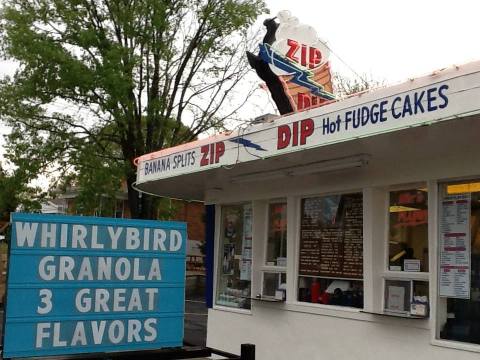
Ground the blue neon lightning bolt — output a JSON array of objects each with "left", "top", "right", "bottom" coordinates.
[
  {"left": 229, "top": 137, "right": 267, "bottom": 151},
  {"left": 259, "top": 43, "right": 336, "bottom": 101}
]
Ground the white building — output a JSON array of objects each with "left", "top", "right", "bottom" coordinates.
[{"left": 134, "top": 60, "right": 480, "bottom": 359}]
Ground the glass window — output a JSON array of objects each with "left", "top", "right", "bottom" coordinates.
[
  {"left": 297, "top": 193, "right": 364, "bottom": 308},
  {"left": 265, "top": 202, "right": 287, "bottom": 266},
  {"left": 384, "top": 279, "right": 411, "bottom": 313},
  {"left": 262, "top": 272, "right": 287, "bottom": 299},
  {"left": 384, "top": 279, "right": 429, "bottom": 316},
  {"left": 438, "top": 181, "right": 480, "bottom": 345},
  {"left": 388, "top": 188, "right": 428, "bottom": 272},
  {"left": 216, "top": 204, "right": 252, "bottom": 309}
]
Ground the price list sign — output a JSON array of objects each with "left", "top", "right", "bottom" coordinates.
[
  {"left": 299, "top": 194, "right": 363, "bottom": 279},
  {"left": 3, "top": 213, "right": 186, "bottom": 358},
  {"left": 439, "top": 194, "right": 471, "bottom": 299}
]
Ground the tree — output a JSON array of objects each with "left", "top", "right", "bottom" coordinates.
[
  {"left": 0, "top": 0, "right": 267, "bottom": 219},
  {"left": 333, "top": 72, "right": 384, "bottom": 98},
  {"left": 0, "top": 162, "right": 43, "bottom": 221}
]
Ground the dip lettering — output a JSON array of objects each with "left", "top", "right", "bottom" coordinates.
[{"left": 277, "top": 118, "right": 315, "bottom": 149}]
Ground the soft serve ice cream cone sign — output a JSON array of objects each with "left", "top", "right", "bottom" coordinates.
[
  {"left": 267, "top": 11, "right": 331, "bottom": 75},
  {"left": 248, "top": 11, "right": 335, "bottom": 114}
]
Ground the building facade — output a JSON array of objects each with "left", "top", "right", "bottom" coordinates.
[{"left": 134, "top": 60, "right": 480, "bottom": 359}]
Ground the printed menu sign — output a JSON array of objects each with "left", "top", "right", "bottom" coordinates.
[
  {"left": 299, "top": 194, "right": 363, "bottom": 278},
  {"left": 240, "top": 204, "right": 253, "bottom": 281},
  {"left": 439, "top": 194, "right": 471, "bottom": 299}
]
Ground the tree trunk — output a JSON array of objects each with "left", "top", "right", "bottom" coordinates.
[
  {"left": 126, "top": 172, "right": 157, "bottom": 220},
  {"left": 126, "top": 173, "right": 141, "bottom": 218}
]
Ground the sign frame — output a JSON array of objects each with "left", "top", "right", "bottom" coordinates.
[{"left": 3, "top": 213, "right": 187, "bottom": 359}]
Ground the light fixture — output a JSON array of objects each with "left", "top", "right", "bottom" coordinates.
[
  {"left": 389, "top": 205, "right": 421, "bottom": 213},
  {"left": 447, "top": 182, "right": 480, "bottom": 194},
  {"left": 230, "top": 154, "right": 370, "bottom": 184}
]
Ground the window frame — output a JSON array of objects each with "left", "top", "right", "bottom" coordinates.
[
  {"left": 261, "top": 270, "right": 287, "bottom": 299},
  {"left": 260, "top": 199, "right": 287, "bottom": 299},
  {"left": 213, "top": 202, "right": 253, "bottom": 313},
  {"left": 433, "top": 178, "right": 480, "bottom": 349},
  {"left": 384, "top": 183, "right": 430, "bottom": 276},
  {"left": 293, "top": 189, "right": 365, "bottom": 310},
  {"left": 263, "top": 199, "right": 288, "bottom": 268}
]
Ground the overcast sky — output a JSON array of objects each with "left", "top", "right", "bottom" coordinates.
[{"left": 264, "top": 0, "right": 480, "bottom": 83}]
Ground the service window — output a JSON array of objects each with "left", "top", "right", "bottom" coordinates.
[
  {"left": 297, "top": 193, "right": 364, "bottom": 308},
  {"left": 261, "top": 201, "right": 287, "bottom": 299},
  {"left": 216, "top": 203, "right": 252, "bottom": 310},
  {"left": 383, "top": 279, "right": 429, "bottom": 317},
  {"left": 388, "top": 188, "right": 428, "bottom": 272},
  {"left": 262, "top": 272, "right": 287, "bottom": 298},
  {"left": 265, "top": 201, "right": 287, "bottom": 266},
  {"left": 437, "top": 181, "right": 480, "bottom": 345}
]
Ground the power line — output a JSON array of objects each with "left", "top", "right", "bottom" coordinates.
[{"left": 323, "top": 42, "right": 370, "bottom": 87}]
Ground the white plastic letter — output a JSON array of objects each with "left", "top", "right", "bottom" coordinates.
[
  {"left": 127, "top": 319, "right": 142, "bottom": 342},
  {"left": 169, "top": 230, "right": 182, "bottom": 252},
  {"left": 58, "top": 256, "right": 75, "bottom": 280},
  {"left": 40, "top": 223, "right": 56, "bottom": 248},
  {"left": 126, "top": 227, "right": 140, "bottom": 249},
  {"left": 113, "top": 288, "right": 126, "bottom": 312},
  {"left": 71, "top": 225, "right": 87, "bottom": 248},
  {"left": 98, "top": 257, "right": 112, "bottom": 280},
  {"left": 144, "top": 318, "right": 157, "bottom": 341},
  {"left": 152, "top": 229, "right": 167, "bottom": 251},
  {"left": 91, "top": 226, "right": 103, "bottom": 249},
  {"left": 53, "top": 322, "right": 67, "bottom": 347},
  {"left": 36, "top": 323, "right": 51, "bottom": 348},
  {"left": 108, "top": 227, "right": 123, "bottom": 249},
  {"left": 91, "top": 321, "right": 107, "bottom": 345},
  {"left": 39, "top": 256, "right": 56, "bottom": 281},
  {"left": 108, "top": 320, "right": 125, "bottom": 344},
  {"left": 60, "top": 224, "right": 68, "bottom": 248},
  {"left": 37, "top": 289, "right": 53, "bottom": 314},
  {"left": 94, "top": 289, "right": 110, "bottom": 312},
  {"left": 133, "top": 258, "right": 145, "bottom": 280},
  {"left": 78, "top": 258, "right": 93, "bottom": 280},
  {"left": 143, "top": 228, "right": 150, "bottom": 250},
  {"left": 115, "top": 258, "right": 131, "bottom": 280},
  {"left": 147, "top": 259, "right": 161, "bottom": 280},
  {"left": 71, "top": 322, "right": 87, "bottom": 346},
  {"left": 127, "top": 289, "right": 142, "bottom": 311},
  {"left": 16, "top": 222, "right": 38, "bottom": 247},
  {"left": 145, "top": 288, "right": 158, "bottom": 311},
  {"left": 75, "top": 289, "right": 91, "bottom": 313}
]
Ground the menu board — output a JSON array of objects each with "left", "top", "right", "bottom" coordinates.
[
  {"left": 299, "top": 194, "right": 363, "bottom": 278},
  {"left": 439, "top": 194, "right": 471, "bottom": 299},
  {"left": 240, "top": 204, "right": 253, "bottom": 280}
]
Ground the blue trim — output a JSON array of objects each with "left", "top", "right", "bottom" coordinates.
[
  {"left": 205, "top": 205, "right": 215, "bottom": 308},
  {"left": 258, "top": 43, "right": 336, "bottom": 101}
]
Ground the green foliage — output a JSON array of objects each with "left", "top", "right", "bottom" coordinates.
[
  {"left": 0, "top": 0, "right": 267, "bottom": 218},
  {"left": 0, "top": 162, "right": 43, "bottom": 221}
]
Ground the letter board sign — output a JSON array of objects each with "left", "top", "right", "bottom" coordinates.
[{"left": 3, "top": 213, "right": 186, "bottom": 358}]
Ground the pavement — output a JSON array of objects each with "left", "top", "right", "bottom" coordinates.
[{"left": 184, "top": 295, "right": 208, "bottom": 347}]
